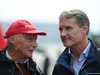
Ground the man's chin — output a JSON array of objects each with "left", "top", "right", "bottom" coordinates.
[
  {"left": 63, "top": 43, "right": 70, "bottom": 47},
  {"left": 27, "top": 54, "right": 32, "bottom": 58}
]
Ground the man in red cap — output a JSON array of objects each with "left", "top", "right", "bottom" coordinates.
[{"left": 0, "top": 20, "right": 46, "bottom": 75}]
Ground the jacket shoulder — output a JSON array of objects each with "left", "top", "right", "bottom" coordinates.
[
  {"left": 29, "top": 58, "right": 43, "bottom": 75},
  {"left": 95, "top": 48, "right": 100, "bottom": 63},
  {"left": 52, "top": 63, "right": 73, "bottom": 75}
]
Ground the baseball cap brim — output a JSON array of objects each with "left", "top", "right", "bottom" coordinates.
[{"left": 22, "top": 30, "right": 47, "bottom": 35}]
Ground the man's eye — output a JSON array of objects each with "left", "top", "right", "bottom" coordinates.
[
  {"left": 28, "top": 38, "right": 33, "bottom": 41},
  {"left": 59, "top": 28, "right": 63, "bottom": 31}
]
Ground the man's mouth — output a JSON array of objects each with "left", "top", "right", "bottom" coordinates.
[
  {"left": 62, "top": 38, "right": 70, "bottom": 41},
  {"left": 28, "top": 50, "right": 34, "bottom": 53}
]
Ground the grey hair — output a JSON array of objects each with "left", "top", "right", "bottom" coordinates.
[{"left": 59, "top": 9, "right": 90, "bottom": 35}]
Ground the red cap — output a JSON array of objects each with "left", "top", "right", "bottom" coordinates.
[{"left": 4, "top": 20, "right": 46, "bottom": 38}]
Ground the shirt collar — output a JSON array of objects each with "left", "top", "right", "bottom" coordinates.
[
  {"left": 82, "top": 41, "right": 91, "bottom": 57},
  {"left": 6, "top": 49, "right": 12, "bottom": 60}
]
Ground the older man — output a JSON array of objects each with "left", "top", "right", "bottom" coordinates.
[{"left": 0, "top": 20, "right": 46, "bottom": 75}]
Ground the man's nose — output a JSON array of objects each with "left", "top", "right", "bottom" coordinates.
[
  {"left": 32, "top": 40, "right": 37, "bottom": 48},
  {"left": 60, "top": 29, "right": 67, "bottom": 36}
]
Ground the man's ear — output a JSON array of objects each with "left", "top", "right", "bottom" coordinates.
[
  {"left": 9, "top": 36, "right": 16, "bottom": 44},
  {"left": 82, "top": 23, "right": 88, "bottom": 34}
]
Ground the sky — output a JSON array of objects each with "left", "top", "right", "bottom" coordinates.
[
  {"left": 0, "top": 0, "right": 86, "bottom": 22},
  {"left": 0, "top": 0, "right": 100, "bottom": 34}
]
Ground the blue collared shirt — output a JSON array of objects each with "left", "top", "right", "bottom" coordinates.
[{"left": 68, "top": 41, "right": 91, "bottom": 75}]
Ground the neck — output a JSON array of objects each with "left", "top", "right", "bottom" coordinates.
[
  {"left": 70, "top": 38, "right": 89, "bottom": 61},
  {"left": 8, "top": 50, "right": 27, "bottom": 62}
]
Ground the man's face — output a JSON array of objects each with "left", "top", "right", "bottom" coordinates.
[
  {"left": 59, "top": 18, "right": 86, "bottom": 47},
  {"left": 14, "top": 33, "right": 37, "bottom": 58}
]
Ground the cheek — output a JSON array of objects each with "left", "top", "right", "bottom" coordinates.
[
  {"left": 24, "top": 42, "right": 32, "bottom": 47},
  {"left": 73, "top": 31, "right": 84, "bottom": 41},
  {"left": 15, "top": 43, "right": 23, "bottom": 50},
  {"left": 69, "top": 29, "right": 83, "bottom": 41},
  {"left": 15, "top": 41, "right": 28, "bottom": 50},
  {"left": 73, "top": 29, "right": 83, "bottom": 35}
]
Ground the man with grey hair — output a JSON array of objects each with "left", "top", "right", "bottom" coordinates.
[{"left": 52, "top": 9, "right": 100, "bottom": 75}]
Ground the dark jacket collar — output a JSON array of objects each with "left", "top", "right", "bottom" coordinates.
[
  {"left": 0, "top": 46, "right": 9, "bottom": 62},
  {"left": 57, "top": 47, "right": 73, "bottom": 72}
]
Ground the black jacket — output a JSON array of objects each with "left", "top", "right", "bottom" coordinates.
[
  {"left": 0, "top": 47, "right": 43, "bottom": 75},
  {"left": 52, "top": 39, "right": 100, "bottom": 75}
]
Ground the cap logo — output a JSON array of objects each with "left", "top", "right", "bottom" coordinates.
[{"left": 25, "top": 25, "right": 35, "bottom": 28}]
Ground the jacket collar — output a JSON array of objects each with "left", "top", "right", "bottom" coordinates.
[
  {"left": 0, "top": 46, "right": 9, "bottom": 62},
  {"left": 57, "top": 47, "right": 73, "bottom": 73},
  {"left": 85, "top": 38, "right": 97, "bottom": 66}
]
